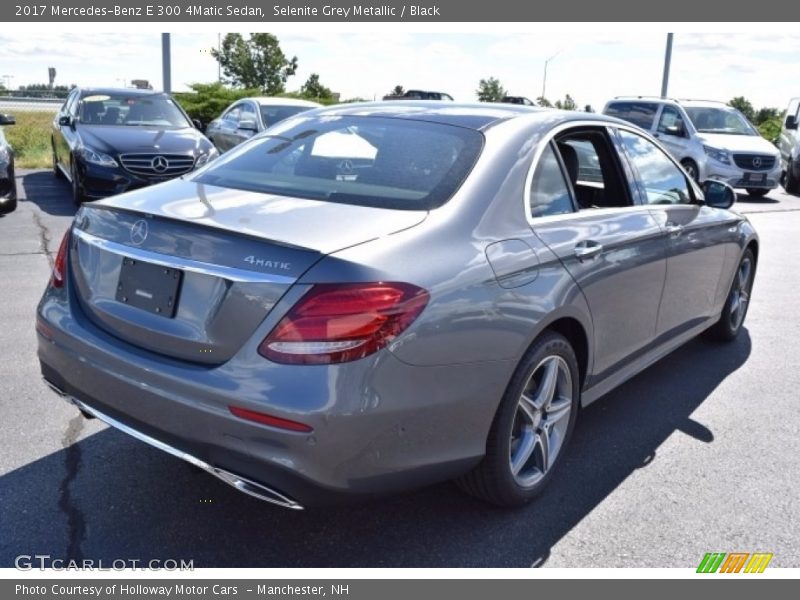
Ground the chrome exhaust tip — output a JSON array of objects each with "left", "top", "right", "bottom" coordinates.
[{"left": 43, "top": 378, "right": 304, "bottom": 510}]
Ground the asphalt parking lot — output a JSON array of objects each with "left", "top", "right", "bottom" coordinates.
[{"left": 1, "top": 169, "right": 799, "bottom": 568}]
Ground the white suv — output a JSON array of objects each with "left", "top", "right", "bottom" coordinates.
[
  {"left": 603, "top": 97, "right": 781, "bottom": 197},
  {"left": 778, "top": 97, "right": 800, "bottom": 194}
]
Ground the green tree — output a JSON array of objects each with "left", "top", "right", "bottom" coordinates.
[
  {"left": 754, "top": 107, "right": 780, "bottom": 125},
  {"left": 390, "top": 85, "right": 405, "bottom": 96},
  {"left": 212, "top": 33, "right": 298, "bottom": 94},
  {"left": 728, "top": 96, "right": 755, "bottom": 122},
  {"left": 536, "top": 96, "right": 552, "bottom": 108},
  {"left": 300, "top": 73, "right": 333, "bottom": 101},
  {"left": 554, "top": 94, "right": 578, "bottom": 111},
  {"left": 476, "top": 77, "right": 506, "bottom": 102}
]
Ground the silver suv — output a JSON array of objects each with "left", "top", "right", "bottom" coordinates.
[
  {"left": 778, "top": 97, "right": 800, "bottom": 194},
  {"left": 603, "top": 97, "right": 781, "bottom": 197}
]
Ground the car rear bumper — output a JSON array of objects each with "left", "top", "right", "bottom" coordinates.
[{"left": 37, "top": 288, "right": 510, "bottom": 507}]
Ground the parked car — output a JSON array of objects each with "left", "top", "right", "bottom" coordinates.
[
  {"left": 778, "top": 97, "right": 800, "bottom": 194},
  {"left": 52, "top": 87, "right": 218, "bottom": 203},
  {"left": 603, "top": 97, "right": 781, "bottom": 197},
  {"left": 38, "top": 104, "right": 757, "bottom": 509},
  {"left": 502, "top": 96, "right": 536, "bottom": 106},
  {"left": 206, "top": 97, "right": 322, "bottom": 153},
  {"left": 383, "top": 89, "right": 454, "bottom": 101},
  {"left": 0, "top": 113, "right": 16, "bottom": 214}
]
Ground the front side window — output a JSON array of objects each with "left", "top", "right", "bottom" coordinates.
[
  {"left": 656, "top": 106, "right": 686, "bottom": 136},
  {"left": 530, "top": 144, "right": 574, "bottom": 218},
  {"left": 193, "top": 116, "right": 483, "bottom": 210},
  {"left": 618, "top": 129, "right": 691, "bottom": 205},
  {"left": 239, "top": 103, "right": 257, "bottom": 125}
]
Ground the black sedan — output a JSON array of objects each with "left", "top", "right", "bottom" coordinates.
[
  {"left": 52, "top": 88, "right": 218, "bottom": 203},
  {"left": 0, "top": 113, "right": 16, "bottom": 214}
]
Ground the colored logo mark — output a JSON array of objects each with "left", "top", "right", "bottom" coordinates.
[{"left": 697, "top": 552, "right": 773, "bottom": 573}]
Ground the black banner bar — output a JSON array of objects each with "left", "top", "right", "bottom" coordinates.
[
  {"left": 2, "top": 0, "right": 796, "bottom": 22},
  {"left": 4, "top": 579, "right": 798, "bottom": 600}
]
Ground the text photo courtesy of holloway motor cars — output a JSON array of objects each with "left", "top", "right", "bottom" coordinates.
[{"left": 1, "top": 27, "right": 799, "bottom": 571}]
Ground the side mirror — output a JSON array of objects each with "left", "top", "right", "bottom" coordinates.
[
  {"left": 0, "top": 114, "right": 15, "bottom": 126},
  {"left": 665, "top": 124, "right": 685, "bottom": 137},
  {"left": 785, "top": 115, "right": 798, "bottom": 130},
  {"left": 237, "top": 119, "right": 258, "bottom": 132},
  {"left": 58, "top": 115, "right": 73, "bottom": 127},
  {"left": 702, "top": 180, "right": 736, "bottom": 209},
  {"left": 192, "top": 118, "right": 203, "bottom": 130}
]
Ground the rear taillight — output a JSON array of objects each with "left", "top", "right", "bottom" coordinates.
[
  {"left": 51, "top": 231, "right": 70, "bottom": 288},
  {"left": 259, "top": 282, "right": 429, "bottom": 365}
]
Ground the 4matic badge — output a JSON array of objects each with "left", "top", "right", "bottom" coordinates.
[{"left": 243, "top": 255, "right": 291, "bottom": 271}]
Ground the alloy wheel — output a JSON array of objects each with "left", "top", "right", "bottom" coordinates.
[
  {"left": 509, "top": 355, "right": 573, "bottom": 488},
  {"left": 729, "top": 255, "right": 753, "bottom": 331}
]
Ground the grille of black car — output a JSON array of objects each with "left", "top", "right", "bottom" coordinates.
[
  {"left": 732, "top": 154, "right": 775, "bottom": 171},
  {"left": 119, "top": 153, "right": 196, "bottom": 177}
]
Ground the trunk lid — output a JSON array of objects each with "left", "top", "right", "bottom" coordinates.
[{"left": 70, "top": 180, "right": 427, "bottom": 364}]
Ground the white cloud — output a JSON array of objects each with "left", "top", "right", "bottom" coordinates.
[{"left": 0, "top": 31, "right": 797, "bottom": 113}]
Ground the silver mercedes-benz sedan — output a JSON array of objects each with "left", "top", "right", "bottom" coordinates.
[{"left": 37, "top": 103, "right": 758, "bottom": 509}]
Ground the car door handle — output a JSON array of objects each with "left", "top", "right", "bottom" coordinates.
[
  {"left": 665, "top": 223, "right": 684, "bottom": 237},
  {"left": 574, "top": 241, "right": 603, "bottom": 261}
]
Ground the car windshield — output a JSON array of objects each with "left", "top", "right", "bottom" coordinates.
[
  {"left": 260, "top": 105, "right": 315, "bottom": 128},
  {"left": 193, "top": 116, "right": 483, "bottom": 210},
  {"left": 79, "top": 93, "right": 191, "bottom": 127},
  {"left": 684, "top": 106, "right": 757, "bottom": 136}
]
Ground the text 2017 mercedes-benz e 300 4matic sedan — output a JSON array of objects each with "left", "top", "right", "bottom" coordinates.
[{"left": 37, "top": 103, "right": 757, "bottom": 509}]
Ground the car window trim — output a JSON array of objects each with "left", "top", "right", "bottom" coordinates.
[{"left": 524, "top": 120, "right": 646, "bottom": 223}]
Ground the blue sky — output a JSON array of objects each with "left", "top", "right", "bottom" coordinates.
[{"left": 1, "top": 31, "right": 797, "bottom": 112}]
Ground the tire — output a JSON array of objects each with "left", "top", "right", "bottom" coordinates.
[
  {"left": 704, "top": 248, "right": 756, "bottom": 342},
  {"left": 745, "top": 188, "right": 769, "bottom": 197},
  {"left": 681, "top": 159, "right": 699, "bottom": 182},
  {"left": 52, "top": 141, "right": 65, "bottom": 180},
  {"left": 456, "top": 331, "right": 580, "bottom": 507},
  {"left": 784, "top": 159, "right": 800, "bottom": 195},
  {"left": 70, "top": 159, "right": 86, "bottom": 205}
]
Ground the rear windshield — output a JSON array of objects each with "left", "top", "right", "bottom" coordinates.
[
  {"left": 604, "top": 102, "right": 658, "bottom": 130},
  {"left": 193, "top": 116, "right": 483, "bottom": 210}
]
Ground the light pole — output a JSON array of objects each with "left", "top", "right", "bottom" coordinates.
[
  {"left": 542, "top": 50, "right": 561, "bottom": 102},
  {"left": 661, "top": 33, "right": 673, "bottom": 98},
  {"left": 162, "top": 33, "right": 172, "bottom": 93},
  {"left": 2, "top": 75, "right": 13, "bottom": 91}
]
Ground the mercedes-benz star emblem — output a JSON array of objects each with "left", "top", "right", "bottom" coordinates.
[
  {"left": 130, "top": 219, "right": 149, "bottom": 246},
  {"left": 752, "top": 157, "right": 762, "bottom": 168},
  {"left": 151, "top": 155, "right": 169, "bottom": 173}
]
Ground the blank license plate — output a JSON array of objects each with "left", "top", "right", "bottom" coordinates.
[
  {"left": 116, "top": 258, "right": 182, "bottom": 318},
  {"left": 744, "top": 172, "right": 766, "bottom": 183}
]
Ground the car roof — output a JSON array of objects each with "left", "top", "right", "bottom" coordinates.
[
  {"left": 245, "top": 97, "right": 322, "bottom": 107},
  {"left": 78, "top": 87, "right": 166, "bottom": 97},
  {"left": 608, "top": 96, "right": 729, "bottom": 109},
  {"left": 313, "top": 101, "right": 619, "bottom": 131}
]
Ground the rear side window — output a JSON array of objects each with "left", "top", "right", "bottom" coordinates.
[
  {"left": 605, "top": 102, "right": 658, "bottom": 130},
  {"left": 530, "top": 144, "right": 574, "bottom": 218},
  {"left": 193, "top": 116, "right": 483, "bottom": 210}
]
